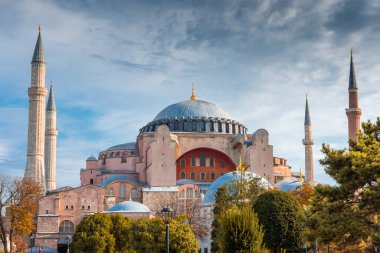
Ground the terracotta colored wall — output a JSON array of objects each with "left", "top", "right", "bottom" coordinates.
[{"left": 176, "top": 148, "right": 235, "bottom": 182}]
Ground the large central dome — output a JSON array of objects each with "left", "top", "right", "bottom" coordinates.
[
  {"left": 153, "top": 100, "right": 232, "bottom": 121},
  {"left": 139, "top": 88, "right": 247, "bottom": 134}
]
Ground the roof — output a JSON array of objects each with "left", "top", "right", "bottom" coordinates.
[
  {"left": 107, "top": 201, "right": 150, "bottom": 213},
  {"left": 98, "top": 175, "right": 143, "bottom": 187},
  {"left": 142, "top": 186, "right": 178, "bottom": 192},
  {"left": 176, "top": 179, "right": 196, "bottom": 185},
  {"left": 106, "top": 142, "right": 137, "bottom": 151},
  {"left": 47, "top": 84, "right": 56, "bottom": 110},
  {"left": 153, "top": 100, "right": 233, "bottom": 121},
  {"left": 86, "top": 155, "right": 97, "bottom": 161},
  {"left": 202, "top": 171, "right": 271, "bottom": 205},
  {"left": 32, "top": 29, "right": 45, "bottom": 63},
  {"left": 304, "top": 96, "right": 311, "bottom": 125},
  {"left": 349, "top": 50, "right": 358, "bottom": 90}
]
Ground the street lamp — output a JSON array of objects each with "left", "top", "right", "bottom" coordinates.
[
  {"left": 65, "top": 235, "right": 72, "bottom": 253},
  {"left": 161, "top": 206, "right": 174, "bottom": 253}
]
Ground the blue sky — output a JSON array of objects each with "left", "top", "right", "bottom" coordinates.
[{"left": 0, "top": 0, "right": 379, "bottom": 187}]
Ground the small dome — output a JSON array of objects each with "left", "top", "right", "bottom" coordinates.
[
  {"left": 108, "top": 201, "right": 150, "bottom": 213},
  {"left": 154, "top": 100, "right": 233, "bottom": 121},
  {"left": 107, "top": 142, "right": 137, "bottom": 151},
  {"left": 86, "top": 155, "right": 97, "bottom": 161},
  {"left": 202, "top": 171, "right": 271, "bottom": 205},
  {"left": 275, "top": 179, "right": 303, "bottom": 191}
]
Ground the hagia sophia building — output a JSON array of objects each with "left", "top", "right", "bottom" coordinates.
[{"left": 23, "top": 30, "right": 361, "bottom": 252}]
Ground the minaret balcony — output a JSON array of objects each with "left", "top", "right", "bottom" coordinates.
[{"left": 303, "top": 139, "right": 314, "bottom": 145}]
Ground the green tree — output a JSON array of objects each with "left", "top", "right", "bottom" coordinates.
[
  {"left": 71, "top": 213, "right": 116, "bottom": 253},
  {"left": 109, "top": 214, "right": 133, "bottom": 253},
  {"left": 219, "top": 207, "right": 268, "bottom": 253},
  {"left": 130, "top": 217, "right": 198, "bottom": 253},
  {"left": 211, "top": 170, "right": 267, "bottom": 252},
  {"left": 253, "top": 190, "right": 306, "bottom": 253},
  {"left": 308, "top": 118, "right": 380, "bottom": 250}
]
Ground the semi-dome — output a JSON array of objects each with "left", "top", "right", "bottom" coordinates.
[
  {"left": 108, "top": 201, "right": 150, "bottom": 213},
  {"left": 202, "top": 171, "right": 271, "bottom": 205},
  {"left": 153, "top": 100, "right": 232, "bottom": 121},
  {"left": 140, "top": 91, "right": 247, "bottom": 134},
  {"left": 106, "top": 142, "right": 137, "bottom": 151},
  {"left": 274, "top": 179, "right": 303, "bottom": 191}
]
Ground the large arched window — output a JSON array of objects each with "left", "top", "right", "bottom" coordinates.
[
  {"left": 59, "top": 220, "right": 74, "bottom": 233},
  {"left": 107, "top": 187, "right": 114, "bottom": 196},
  {"left": 119, "top": 183, "right": 126, "bottom": 198},
  {"left": 180, "top": 172, "right": 186, "bottom": 179},
  {"left": 90, "top": 179, "right": 94, "bottom": 185},
  {"left": 200, "top": 153, "right": 206, "bottom": 166}
]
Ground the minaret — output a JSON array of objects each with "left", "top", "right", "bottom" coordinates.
[
  {"left": 302, "top": 94, "right": 314, "bottom": 182},
  {"left": 346, "top": 49, "right": 362, "bottom": 143},
  {"left": 24, "top": 27, "right": 48, "bottom": 192},
  {"left": 45, "top": 82, "right": 57, "bottom": 191}
]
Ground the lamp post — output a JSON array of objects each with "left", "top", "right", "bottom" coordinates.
[
  {"left": 30, "top": 233, "right": 36, "bottom": 253},
  {"left": 66, "top": 235, "right": 72, "bottom": 253},
  {"left": 161, "top": 206, "right": 173, "bottom": 253}
]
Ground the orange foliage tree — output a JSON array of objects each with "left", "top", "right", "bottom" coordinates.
[{"left": 0, "top": 177, "right": 42, "bottom": 253}]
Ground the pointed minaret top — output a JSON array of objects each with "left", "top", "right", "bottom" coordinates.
[
  {"left": 189, "top": 83, "right": 197, "bottom": 101},
  {"left": 349, "top": 48, "right": 358, "bottom": 90},
  {"left": 32, "top": 26, "right": 45, "bottom": 63},
  {"left": 304, "top": 93, "right": 311, "bottom": 125},
  {"left": 47, "top": 81, "right": 56, "bottom": 110}
]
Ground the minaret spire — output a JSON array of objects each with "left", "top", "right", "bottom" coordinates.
[
  {"left": 302, "top": 94, "right": 314, "bottom": 182},
  {"left": 45, "top": 81, "right": 57, "bottom": 191},
  {"left": 25, "top": 28, "right": 48, "bottom": 192},
  {"left": 346, "top": 49, "right": 361, "bottom": 144}
]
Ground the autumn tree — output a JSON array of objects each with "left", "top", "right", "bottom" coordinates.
[
  {"left": 253, "top": 190, "right": 306, "bottom": 253},
  {"left": 219, "top": 207, "right": 268, "bottom": 253},
  {"left": 0, "top": 177, "right": 42, "bottom": 253},
  {"left": 308, "top": 118, "right": 380, "bottom": 250}
]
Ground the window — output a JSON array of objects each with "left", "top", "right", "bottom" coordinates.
[
  {"left": 121, "top": 157, "right": 127, "bottom": 163},
  {"left": 191, "top": 155, "right": 196, "bottom": 166},
  {"left": 71, "top": 205, "right": 74, "bottom": 210},
  {"left": 190, "top": 172, "right": 195, "bottom": 180},
  {"left": 220, "top": 160, "right": 225, "bottom": 168},
  {"left": 225, "top": 123, "right": 229, "bottom": 133},
  {"left": 131, "top": 188, "right": 138, "bottom": 200},
  {"left": 87, "top": 206, "right": 90, "bottom": 210},
  {"left": 200, "top": 153, "right": 206, "bottom": 166},
  {"left": 90, "top": 179, "right": 94, "bottom": 185},
  {"left": 186, "top": 188, "right": 194, "bottom": 198},
  {"left": 82, "top": 206, "right": 85, "bottom": 210},
  {"left": 180, "top": 159, "right": 186, "bottom": 167},
  {"left": 102, "top": 158, "right": 106, "bottom": 165},
  {"left": 210, "top": 157, "right": 215, "bottom": 167},
  {"left": 210, "top": 122, "right": 214, "bottom": 132},
  {"left": 119, "top": 183, "right": 126, "bottom": 198},
  {"left": 232, "top": 124, "right": 236, "bottom": 134},
  {"left": 211, "top": 172, "right": 215, "bottom": 180},
  {"left": 201, "top": 172, "right": 205, "bottom": 180},
  {"left": 192, "top": 121, "right": 197, "bottom": 131},
  {"left": 107, "top": 187, "right": 114, "bottom": 196},
  {"left": 59, "top": 220, "right": 74, "bottom": 233},
  {"left": 180, "top": 172, "right": 186, "bottom": 179},
  {"left": 218, "top": 122, "right": 222, "bottom": 132},
  {"left": 45, "top": 210, "right": 49, "bottom": 214}
]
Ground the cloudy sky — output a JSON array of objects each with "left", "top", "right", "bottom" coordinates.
[{"left": 0, "top": 0, "right": 379, "bottom": 187}]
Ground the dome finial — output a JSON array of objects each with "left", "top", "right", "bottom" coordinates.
[
  {"left": 190, "top": 83, "right": 197, "bottom": 101},
  {"left": 299, "top": 168, "right": 304, "bottom": 182},
  {"left": 236, "top": 155, "right": 248, "bottom": 172}
]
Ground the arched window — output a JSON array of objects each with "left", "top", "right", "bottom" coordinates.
[
  {"left": 131, "top": 188, "right": 138, "bottom": 200},
  {"left": 59, "top": 220, "right": 74, "bottom": 233},
  {"left": 181, "top": 172, "right": 186, "bottom": 179},
  {"left": 90, "top": 179, "right": 94, "bottom": 185},
  {"left": 107, "top": 187, "right": 114, "bottom": 196},
  {"left": 121, "top": 157, "right": 127, "bottom": 163},
  {"left": 211, "top": 172, "right": 215, "bottom": 180},
  {"left": 186, "top": 188, "right": 194, "bottom": 198},
  {"left": 191, "top": 155, "right": 196, "bottom": 166},
  {"left": 190, "top": 172, "right": 195, "bottom": 180},
  {"left": 210, "top": 157, "right": 215, "bottom": 167},
  {"left": 201, "top": 172, "right": 205, "bottom": 180},
  {"left": 180, "top": 159, "right": 186, "bottom": 167},
  {"left": 119, "top": 183, "right": 126, "bottom": 198},
  {"left": 200, "top": 153, "right": 206, "bottom": 166}
]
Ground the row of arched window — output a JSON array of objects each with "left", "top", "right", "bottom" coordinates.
[
  {"left": 180, "top": 172, "right": 220, "bottom": 180},
  {"left": 59, "top": 220, "right": 74, "bottom": 233},
  {"left": 180, "top": 154, "right": 225, "bottom": 168},
  {"left": 106, "top": 184, "right": 139, "bottom": 199}
]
